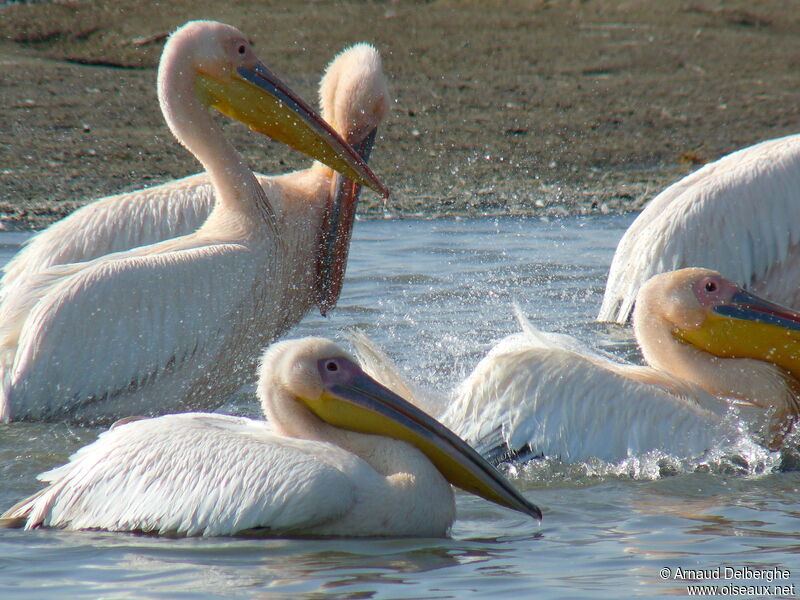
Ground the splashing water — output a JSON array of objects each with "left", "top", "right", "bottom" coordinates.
[{"left": 1, "top": 216, "right": 798, "bottom": 599}]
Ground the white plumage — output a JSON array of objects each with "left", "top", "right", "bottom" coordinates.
[
  {"left": 0, "top": 23, "right": 386, "bottom": 423},
  {"left": 441, "top": 322, "right": 738, "bottom": 463},
  {"left": 0, "top": 243, "right": 257, "bottom": 421},
  {"left": 599, "top": 134, "right": 800, "bottom": 323},
  {"left": 0, "top": 43, "right": 388, "bottom": 292},
  {"left": 2, "top": 338, "right": 540, "bottom": 537},
  {"left": 349, "top": 322, "right": 732, "bottom": 463},
  {"left": 15, "top": 413, "right": 361, "bottom": 536},
  {"left": 353, "top": 271, "right": 800, "bottom": 464},
  {"left": 0, "top": 178, "right": 215, "bottom": 295},
  {"left": 449, "top": 270, "right": 800, "bottom": 463}
]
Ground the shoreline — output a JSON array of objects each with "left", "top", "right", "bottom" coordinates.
[{"left": 1, "top": 0, "right": 799, "bottom": 230}]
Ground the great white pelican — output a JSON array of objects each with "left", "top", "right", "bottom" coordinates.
[
  {"left": 349, "top": 270, "right": 800, "bottom": 464},
  {"left": 599, "top": 134, "right": 800, "bottom": 323},
  {"left": 0, "top": 42, "right": 390, "bottom": 315},
  {"left": 444, "top": 269, "right": 800, "bottom": 463},
  {"left": 0, "top": 21, "right": 387, "bottom": 423},
  {"left": 1, "top": 338, "right": 542, "bottom": 537}
]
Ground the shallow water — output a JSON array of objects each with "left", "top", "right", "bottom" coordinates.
[{"left": 1, "top": 215, "right": 798, "bottom": 599}]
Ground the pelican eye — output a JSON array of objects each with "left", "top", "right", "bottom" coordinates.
[
  {"left": 704, "top": 280, "right": 718, "bottom": 293},
  {"left": 237, "top": 44, "right": 246, "bottom": 55},
  {"left": 325, "top": 360, "right": 339, "bottom": 372}
]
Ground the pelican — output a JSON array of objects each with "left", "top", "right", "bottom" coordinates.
[
  {"left": 0, "top": 21, "right": 387, "bottom": 423},
  {"left": 0, "top": 338, "right": 541, "bottom": 537},
  {"left": 598, "top": 134, "right": 800, "bottom": 323},
  {"left": 429, "top": 270, "right": 800, "bottom": 463},
  {"left": 0, "top": 42, "right": 389, "bottom": 314}
]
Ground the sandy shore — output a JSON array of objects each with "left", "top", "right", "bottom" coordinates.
[{"left": 1, "top": 0, "right": 799, "bottom": 228}]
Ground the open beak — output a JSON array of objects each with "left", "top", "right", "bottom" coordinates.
[
  {"left": 195, "top": 61, "right": 388, "bottom": 198},
  {"left": 302, "top": 356, "right": 542, "bottom": 520},
  {"left": 314, "top": 128, "right": 378, "bottom": 315},
  {"left": 674, "top": 288, "right": 800, "bottom": 381}
]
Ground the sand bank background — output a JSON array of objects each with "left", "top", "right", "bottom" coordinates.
[{"left": 0, "top": 0, "right": 798, "bottom": 228}]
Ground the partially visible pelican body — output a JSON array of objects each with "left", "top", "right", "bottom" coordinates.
[
  {"left": 440, "top": 270, "right": 800, "bottom": 463},
  {"left": 598, "top": 134, "right": 800, "bottom": 323},
  {"left": 1, "top": 338, "right": 541, "bottom": 537},
  {"left": 0, "top": 21, "right": 387, "bottom": 423},
  {"left": 1, "top": 42, "right": 389, "bottom": 314}
]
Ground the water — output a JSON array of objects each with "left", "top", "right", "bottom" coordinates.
[{"left": 1, "top": 215, "right": 798, "bottom": 599}]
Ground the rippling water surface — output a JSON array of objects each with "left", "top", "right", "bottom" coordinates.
[{"left": 1, "top": 215, "right": 798, "bottom": 599}]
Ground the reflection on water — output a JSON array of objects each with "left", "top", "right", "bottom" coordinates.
[{"left": 0, "top": 215, "right": 798, "bottom": 599}]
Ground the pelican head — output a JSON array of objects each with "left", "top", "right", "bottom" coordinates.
[
  {"left": 320, "top": 43, "right": 390, "bottom": 150},
  {"left": 259, "top": 337, "right": 542, "bottom": 520},
  {"left": 314, "top": 44, "right": 391, "bottom": 315},
  {"left": 158, "top": 20, "right": 387, "bottom": 197},
  {"left": 637, "top": 268, "right": 800, "bottom": 380}
]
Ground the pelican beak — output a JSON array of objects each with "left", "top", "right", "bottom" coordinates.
[
  {"left": 301, "top": 356, "right": 542, "bottom": 520},
  {"left": 314, "top": 128, "right": 378, "bottom": 315},
  {"left": 195, "top": 62, "right": 388, "bottom": 198},
  {"left": 674, "top": 288, "right": 800, "bottom": 380}
]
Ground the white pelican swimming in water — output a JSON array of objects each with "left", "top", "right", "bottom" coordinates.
[
  {"left": 443, "top": 269, "right": 800, "bottom": 463},
  {"left": 1, "top": 338, "right": 541, "bottom": 537},
  {"left": 0, "top": 42, "right": 389, "bottom": 314},
  {"left": 0, "top": 21, "right": 387, "bottom": 423},
  {"left": 598, "top": 134, "right": 800, "bottom": 323}
]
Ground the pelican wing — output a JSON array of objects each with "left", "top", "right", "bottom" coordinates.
[
  {"left": 0, "top": 174, "right": 216, "bottom": 294},
  {"left": 599, "top": 135, "right": 800, "bottom": 323},
  {"left": 443, "top": 328, "right": 737, "bottom": 463},
  {"left": 4, "top": 414, "right": 358, "bottom": 536},
  {"left": 2, "top": 242, "right": 259, "bottom": 419}
]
